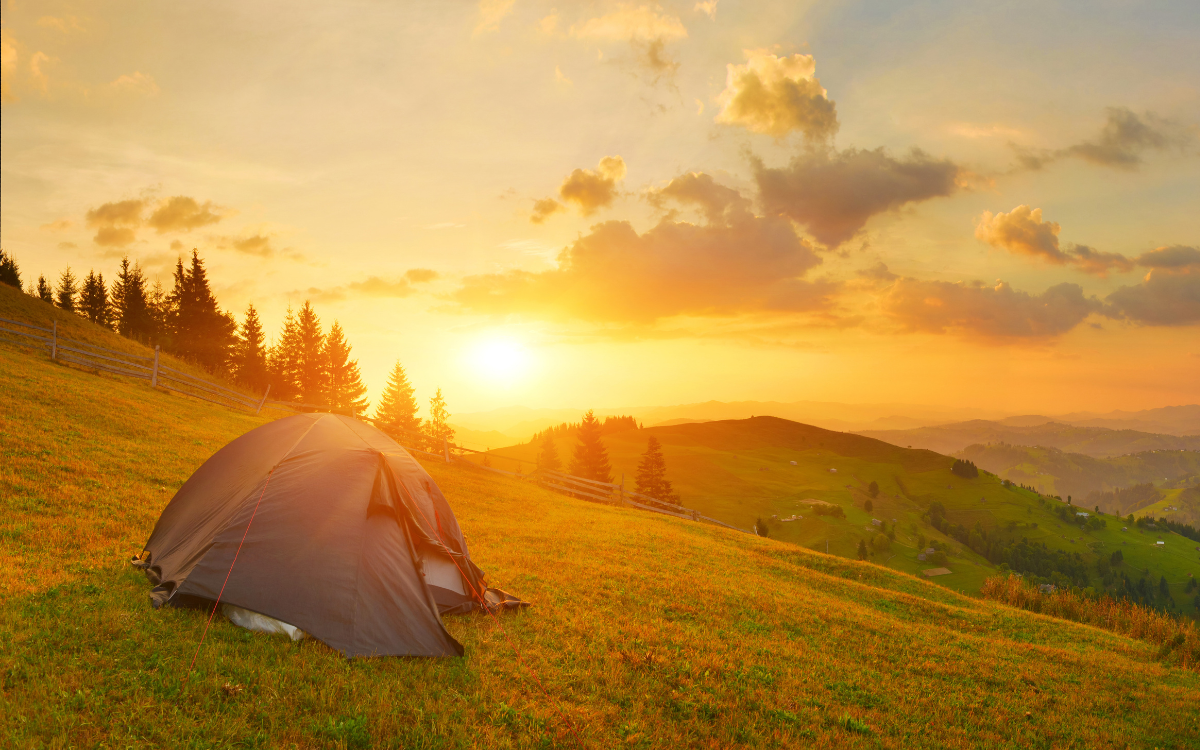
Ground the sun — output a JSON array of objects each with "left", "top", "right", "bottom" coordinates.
[{"left": 469, "top": 339, "right": 529, "bottom": 382}]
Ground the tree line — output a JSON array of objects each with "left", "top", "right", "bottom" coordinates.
[
  {"left": 1, "top": 248, "right": 456, "bottom": 450},
  {"left": 533, "top": 410, "right": 679, "bottom": 505}
]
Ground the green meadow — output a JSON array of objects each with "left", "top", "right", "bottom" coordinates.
[{"left": 2, "top": 291, "right": 1200, "bottom": 748}]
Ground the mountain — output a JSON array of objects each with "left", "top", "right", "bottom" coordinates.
[
  {"left": 956, "top": 442, "right": 1200, "bottom": 504},
  {"left": 858, "top": 420, "right": 1200, "bottom": 458}
]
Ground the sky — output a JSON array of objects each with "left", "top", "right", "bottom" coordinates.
[{"left": 3, "top": 0, "right": 1199, "bottom": 417}]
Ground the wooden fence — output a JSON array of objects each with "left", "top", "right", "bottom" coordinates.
[{"left": 1, "top": 314, "right": 747, "bottom": 534}]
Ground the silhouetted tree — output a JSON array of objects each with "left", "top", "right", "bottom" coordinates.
[
  {"left": 168, "top": 251, "right": 236, "bottom": 372},
  {"left": 951, "top": 459, "right": 979, "bottom": 479},
  {"left": 864, "top": 498, "right": 873, "bottom": 512},
  {"left": 0, "top": 249, "right": 21, "bottom": 288},
  {"left": 868, "top": 481, "right": 879, "bottom": 498},
  {"left": 324, "top": 321, "right": 368, "bottom": 414},
  {"left": 232, "top": 303, "right": 269, "bottom": 393},
  {"left": 857, "top": 539, "right": 868, "bottom": 560},
  {"left": 1160, "top": 575, "right": 1169, "bottom": 597},
  {"left": 78, "top": 271, "right": 111, "bottom": 327},
  {"left": 374, "top": 361, "right": 422, "bottom": 438},
  {"left": 635, "top": 436, "right": 679, "bottom": 504},
  {"left": 36, "top": 275, "right": 54, "bottom": 303},
  {"left": 569, "top": 410, "right": 612, "bottom": 484},
  {"left": 54, "top": 267, "right": 79, "bottom": 312},
  {"left": 536, "top": 432, "right": 561, "bottom": 472},
  {"left": 147, "top": 279, "right": 171, "bottom": 345},
  {"left": 295, "top": 301, "right": 326, "bottom": 403},
  {"left": 1110, "top": 550, "right": 1123, "bottom": 566},
  {"left": 109, "top": 257, "right": 154, "bottom": 340},
  {"left": 267, "top": 305, "right": 301, "bottom": 401},
  {"left": 423, "top": 388, "right": 455, "bottom": 450}
]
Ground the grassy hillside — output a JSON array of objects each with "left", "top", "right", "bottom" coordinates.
[
  {"left": 2, "top": 299, "right": 1200, "bottom": 747},
  {"left": 859, "top": 419, "right": 1200, "bottom": 458},
  {"left": 488, "top": 421, "right": 1200, "bottom": 606},
  {"left": 958, "top": 443, "right": 1200, "bottom": 503}
]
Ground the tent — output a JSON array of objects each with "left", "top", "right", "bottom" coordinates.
[{"left": 132, "top": 412, "right": 521, "bottom": 657}]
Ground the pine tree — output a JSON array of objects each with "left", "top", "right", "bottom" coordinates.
[
  {"left": 569, "top": 409, "right": 612, "bottom": 483},
  {"left": 169, "top": 251, "right": 235, "bottom": 372},
  {"left": 374, "top": 361, "right": 422, "bottom": 439},
  {"left": 36, "top": 275, "right": 54, "bottom": 303},
  {"left": 536, "top": 433, "right": 561, "bottom": 472},
  {"left": 295, "top": 301, "right": 326, "bottom": 404},
  {"left": 324, "top": 321, "right": 369, "bottom": 415},
  {"left": 55, "top": 267, "right": 79, "bottom": 311},
  {"left": 0, "top": 249, "right": 21, "bottom": 288},
  {"left": 267, "top": 305, "right": 302, "bottom": 401},
  {"left": 147, "top": 279, "right": 172, "bottom": 346},
  {"left": 78, "top": 271, "right": 111, "bottom": 327},
  {"left": 634, "top": 436, "right": 679, "bottom": 504},
  {"left": 857, "top": 539, "right": 868, "bottom": 560},
  {"left": 232, "top": 303, "right": 270, "bottom": 393},
  {"left": 423, "top": 388, "right": 455, "bottom": 450},
  {"left": 109, "top": 257, "right": 154, "bottom": 340}
]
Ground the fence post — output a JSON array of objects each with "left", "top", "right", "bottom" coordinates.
[
  {"left": 256, "top": 384, "right": 271, "bottom": 415},
  {"left": 151, "top": 345, "right": 160, "bottom": 387},
  {"left": 443, "top": 436, "right": 449, "bottom": 463},
  {"left": 620, "top": 474, "right": 625, "bottom": 505},
  {"left": 51, "top": 320, "right": 57, "bottom": 360}
]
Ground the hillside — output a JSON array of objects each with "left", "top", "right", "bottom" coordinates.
[
  {"left": 489, "top": 419, "right": 1200, "bottom": 605},
  {"left": 958, "top": 443, "right": 1200, "bottom": 503},
  {"left": 3, "top": 291, "right": 1199, "bottom": 746},
  {"left": 858, "top": 419, "right": 1200, "bottom": 458}
]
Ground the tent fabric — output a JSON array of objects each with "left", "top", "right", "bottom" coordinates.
[{"left": 133, "top": 413, "right": 522, "bottom": 658}]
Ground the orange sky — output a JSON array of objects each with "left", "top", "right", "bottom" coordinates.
[{"left": 3, "top": 0, "right": 1198, "bottom": 415}]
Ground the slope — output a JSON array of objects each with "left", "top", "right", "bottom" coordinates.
[
  {"left": 490, "top": 420, "right": 1200, "bottom": 604},
  {"left": 1, "top": 314, "right": 1199, "bottom": 746},
  {"left": 858, "top": 419, "right": 1200, "bottom": 458}
]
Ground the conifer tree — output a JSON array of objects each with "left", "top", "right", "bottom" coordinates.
[
  {"left": 295, "top": 301, "right": 326, "bottom": 404},
  {"left": 374, "top": 361, "right": 423, "bottom": 438},
  {"left": 569, "top": 409, "right": 612, "bottom": 483},
  {"left": 0, "top": 249, "right": 21, "bottom": 288},
  {"left": 147, "top": 279, "right": 172, "bottom": 345},
  {"left": 267, "top": 305, "right": 301, "bottom": 401},
  {"left": 109, "top": 257, "right": 154, "bottom": 340},
  {"left": 78, "top": 271, "right": 111, "bottom": 327},
  {"left": 634, "top": 436, "right": 679, "bottom": 504},
  {"left": 232, "top": 303, "right": 270, "bottom": 392},
  {"left": 536, "top": 432, "right": 561, "bottom": 472},
  {"left": 55, "top": 267, "right": 79, "bottom": 311},
  {"left": 324, "top": 321, "right": 369, "bottom": 414},
  {"left": 36, "top": 275, "right": 54, "bottom": 303},
  {"left": 755, "top": 517, "right": 770, "bottom": 537},
  {"left": 423, "top": 388, "right": 455, "bottom": 450},
  {"left": 857, "top": 539, "right": 868, "bottom": 560},
  {"left": 169, "top": 250, "right": 235, "bottom": 372}
]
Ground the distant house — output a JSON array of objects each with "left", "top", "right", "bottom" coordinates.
[
  {"left": 1156, "top": 541, "right": 1165, "bottom": 546},
  {"left": 871, "top": 518, "right": 882, "bottom": 527},
  {"left": 829, "top": 468, "right": 837, "bottom": 473},
  {"left": 917, "top": 553, "right": 927, "bottom": 561},
  {"left": 1076, "top": 512, "right": 1090, "bottom": 518},
  {"left": 789, "top": 460, "right": 797, "bottom": 465}
]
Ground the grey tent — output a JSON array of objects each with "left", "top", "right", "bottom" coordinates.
[{"left": 133, "top": 413, "right": 521, "bottom": 657}]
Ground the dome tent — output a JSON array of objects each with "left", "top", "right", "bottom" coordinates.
[{"left": 133, "top": 413, "right": 521, "bottom": 657}]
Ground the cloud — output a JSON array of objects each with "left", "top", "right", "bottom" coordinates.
[
  {"left": 755, "top": 147, "right": 960, "bottom": 248},
  {"left": 229, "top": 235, "right": 274, "bottom": 256},
  {"left": 473, "top": 0, "right": 516, "bottom": 36},
  {"left": 880, "top": 277, "right": 1101, "bottom": 340},
  {"left": 530, "top": 197, "right": 564, "bottom": 224},
  {"left": 647, "top": 171, "right": 749, "bottom": 223},
  {"left": 695, "top": 1, "right": 718, "bottom": 19},
  {"left": 715, "top": 50, "right": 838, "bottom": 142},
  {"left": 1136, "top": 245, "right": 1200, "bottom": 271},
  {"left": 37, "top": 16, "right": 84, "bottom": 33},
  {"left": 147, "top": 196, "right": 225, "bottom": 233},
  {"left": 85, "top": 199, "right": 145, "bottom": 247},
  {"left": 454, "top": 178, "right": 831, "bottom": 324},
  {"left": 110, "top": 71, "right": 159, "bottom": 97},
  {"left": 548, "top": 156, "right": 627, "bottom": 217},
  {"left": 299, "top": 270, "right": 438, "bottom": 303},
  {"left": 858, "top": 262, "right": 898, "bottom": 282},
  {"left": 1014, "top": 107, "right": 1195, "bottom": 171},
  {"left": 40, "top": 218, "right": 73, "bottom": 232},
  {"left": 974, "top": 205, "right": 1134, "bottom": 277},
  {"left": 632, "top": 37, "right": 679, "bottom": 82},
  {"left": 554, "top": 65, "right": 572, "bottom": 86},
  {"left": 57, "top": 241, "right": 77, "bottom": 250},
  {"left": 570, "top": 5, "right": 688, "bottom": 42},
  {"left": 30, "top": 52, "right": 51, "bottom": 95}
]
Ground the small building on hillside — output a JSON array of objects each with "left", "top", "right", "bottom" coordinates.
[{"left": 829, "top": 468, "right": 838, "bottom": 473}]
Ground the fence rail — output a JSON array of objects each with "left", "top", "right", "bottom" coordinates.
[{"left": 1, "top": 313, "right": 747, "bottom": 535}]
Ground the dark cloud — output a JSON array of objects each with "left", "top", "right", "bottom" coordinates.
[
  {"left": 715, "top": 50, "right": 838, "bottom": 142},
  {"left": 147, "top": 196, "right": 225, "bottom": 233},
  {"left": 454, "top": 178, "right": 829, "bottom": 323},
  {"left": 647, "top": 171, "right": 750, "bottom": 223},
  {"left": 1136, "top": 245, "right": 1200, "bottom": 271},
  {"left": 297, "top": 270, "right": 438, "bottom": 304},
  {"left": 1071, "top": 245, "right": 1135, "bottom": 276},
  {"left": 880, "top": 278, "right": 1101, "bottom": 339},
  {"left": 1014, "top": 107, "right": 1195, "bottom": 171},
  {"left": 1103, "top": 246, "right": 1200, "bottom": 326},
  {"left": 755, "top": 148, "right": 960, "bottom": 248},
  {"left": 85, "top": 199, "right": 144, "bottom": 247}
]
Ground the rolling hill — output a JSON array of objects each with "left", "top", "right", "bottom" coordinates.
[
  {"left": 486, "top": 419, "right": 1200, "bottom": 602},
  {"left": 858, "top": 419, "right": 1200, "bottom": 458},
  {"left": 2, "top": 287, "right": 1199, "bottom": 747}
]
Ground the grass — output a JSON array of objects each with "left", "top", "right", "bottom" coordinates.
[
  {"left": 484, "top": 425, "right": 1200, "bottom": 603},
  {"left": 3, "top": 293, "right": 1200, "bottom": 747}
]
